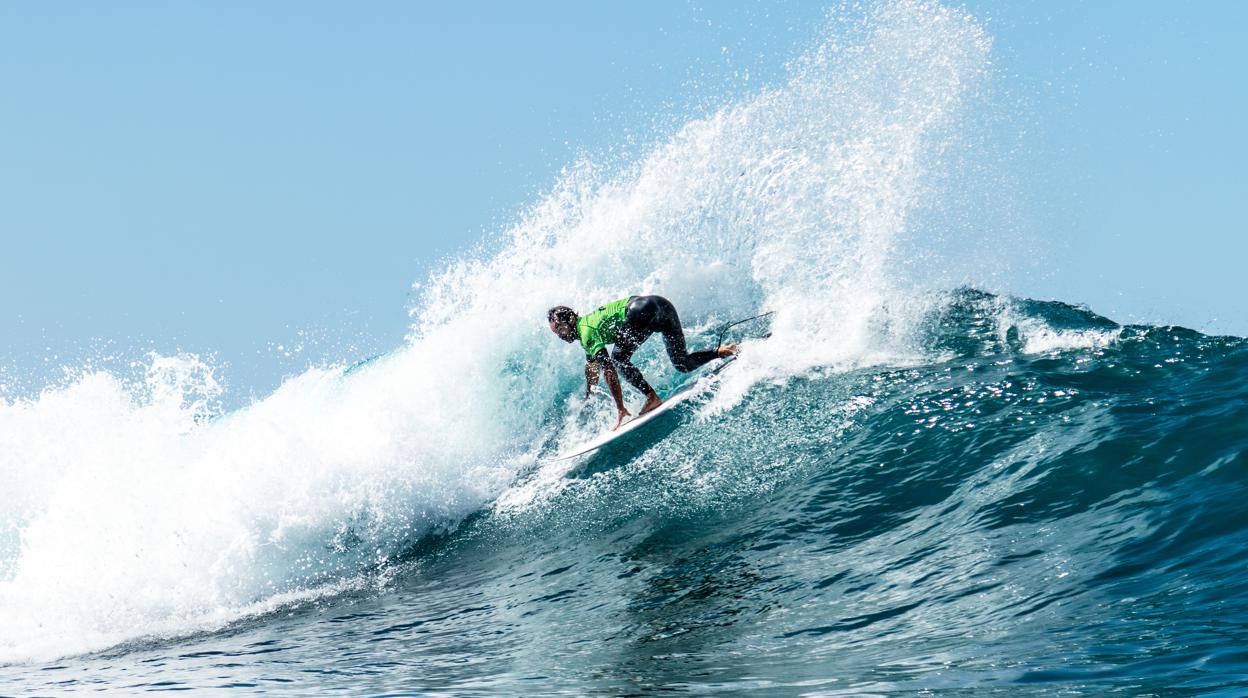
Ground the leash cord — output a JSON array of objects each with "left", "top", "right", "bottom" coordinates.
[{"left": 715, "top": 311, "right": 775, "bottom": 349}]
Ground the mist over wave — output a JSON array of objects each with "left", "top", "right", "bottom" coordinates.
[{"left": 4, "top": 2, "right": 1245, "bottom": 693}]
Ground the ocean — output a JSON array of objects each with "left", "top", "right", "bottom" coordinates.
[{"left": 3, "top": 2, "right": 1246, "bottom": 695}]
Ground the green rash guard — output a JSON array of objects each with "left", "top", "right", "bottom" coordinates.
[{"left": 577, "top": 297, "right": 631, "bottom": 359}]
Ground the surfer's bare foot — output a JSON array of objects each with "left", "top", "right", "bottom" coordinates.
[
  {"left": 612, "top": 407, "right": 632, "bottom": 431},
  {"left": 638, "top": 393, "right": 663, "bottom": 416},
  {"left": 718, "top": 342, "right": 739, "bottom": 357}
]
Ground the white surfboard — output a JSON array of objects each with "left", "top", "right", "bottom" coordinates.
[{"left": 550, "top": 357, "right": 735, "bottom": 461}]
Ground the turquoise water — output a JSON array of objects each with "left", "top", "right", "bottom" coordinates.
[
  {"left": 3, "top": 1, "right": 1245, "bottom": 694},
  {"left": 4, "top": 290, "right": 1245, "bottom": 695}
]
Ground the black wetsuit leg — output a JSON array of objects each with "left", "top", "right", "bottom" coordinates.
[
  {"left": 647, "top": 296, "right": 720, "bottom": 372},
  {"left": 610, "top": 295, "right": 720, "bottom": 395}
]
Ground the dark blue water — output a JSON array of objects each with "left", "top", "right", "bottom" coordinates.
[{"left": 4, "top": 289, "right": 1246, "bottom": 696}]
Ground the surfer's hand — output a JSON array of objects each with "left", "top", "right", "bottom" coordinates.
[{"left": 613, "top": 407, "right": 631, "bottom": 431}]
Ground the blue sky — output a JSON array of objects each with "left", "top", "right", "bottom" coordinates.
[
  {"left": 971, "top": 1, "right": 1247, "bottom": 333},
  {"left": 2, "top": 2, "right": 1244, "bottom": 397}
]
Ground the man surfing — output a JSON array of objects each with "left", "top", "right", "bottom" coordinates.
[{"left": 548, "top": 295, "right": 737, "bottom": 430}]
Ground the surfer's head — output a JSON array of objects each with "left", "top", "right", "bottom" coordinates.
[{"left": 547, "top": 306, "right": 578, "bottom": 343}]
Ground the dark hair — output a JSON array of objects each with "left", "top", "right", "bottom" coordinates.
[{"left": 547, "top": 305, "right": 577, "bottom": 325}]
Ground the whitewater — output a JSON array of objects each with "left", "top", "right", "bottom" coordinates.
[{"left": 3, "top": 2, "right": 1247, "bottom": 695}]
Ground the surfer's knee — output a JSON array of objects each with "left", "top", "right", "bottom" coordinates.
[{"left": 671, "top": 358, "right": 695, "bottom": 372}]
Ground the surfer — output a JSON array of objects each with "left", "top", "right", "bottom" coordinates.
[{"left": 548, "top": 295, "right": 737, "bottom": 430}]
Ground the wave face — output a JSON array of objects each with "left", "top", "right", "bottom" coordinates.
[{"left": 3, "top": 1, "right": 1247, "bottom": 694}]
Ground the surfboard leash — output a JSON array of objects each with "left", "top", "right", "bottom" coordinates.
[{"left": 715, "top": 310, "right": 776, "bottom": 349}]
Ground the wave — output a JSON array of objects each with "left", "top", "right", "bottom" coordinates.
[{"left": 412, "top": 290, "right": 1247, "bottom": 692}]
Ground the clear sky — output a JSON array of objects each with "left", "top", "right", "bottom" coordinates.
[{"left": 2, "top": 2, "right": 1244, "bottom": 398}]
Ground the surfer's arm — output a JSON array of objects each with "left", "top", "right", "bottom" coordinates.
[
  {"left": 599, "top": 358, "right": 631, "bottom": 429},
  {"left": 584, "top": 359, "right": 600, "bottom": 398},
  {"left": 586, "top": 351, "right": 629, "bottom": 429}
]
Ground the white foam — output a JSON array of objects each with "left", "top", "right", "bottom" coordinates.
[
  {"left": 1018, "top": 324, "right": 1122, "bottom": 355},
  {"left": 993, "top": 302, "right": 1123, "bottom": 354}
]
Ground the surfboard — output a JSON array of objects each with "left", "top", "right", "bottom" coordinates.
[{"left": 550, "top": 357, "right": 735, "bottom": 461}]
